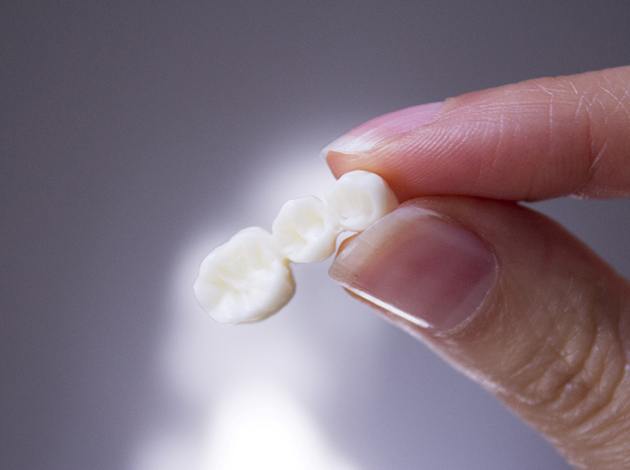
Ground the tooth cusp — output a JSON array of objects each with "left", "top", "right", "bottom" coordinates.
[
  {"left": 326, "top": 170, "right": 398, "bottom": 231},
  {"left": 272, "top": 196, "right": 340, "bottom": 263},
  {"left": 193, "top": 227, "right": 295, "bottom": 324}
]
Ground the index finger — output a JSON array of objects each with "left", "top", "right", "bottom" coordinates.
[{"left": 322, "top": 66, "right": 630, "bottom": 201}]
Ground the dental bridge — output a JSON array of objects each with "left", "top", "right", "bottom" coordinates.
[{"left": 194, "top": 170, "right": 398, "bottom": 323}]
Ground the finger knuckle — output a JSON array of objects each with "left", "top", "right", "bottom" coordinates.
[{"left": 508, "top": 285, "right": 628, "bottom": 435}]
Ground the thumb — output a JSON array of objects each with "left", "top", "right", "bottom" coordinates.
[{"left": 329, "top": 197, "right": 630, "bottom": 469}]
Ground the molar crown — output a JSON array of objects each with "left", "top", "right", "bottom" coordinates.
[{"left": 193, "top": 227, "right": 295, "bottom": 324}]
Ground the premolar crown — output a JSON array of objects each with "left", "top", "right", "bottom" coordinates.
[
  {"left": 272, "top": 196, "right": 339, "bottom": 263},
  {"left": 326, "top": 170, "right": 398, "bottom": 231}
]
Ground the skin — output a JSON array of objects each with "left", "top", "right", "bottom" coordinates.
[{"left": 322, "top": 66, "right": 630, "bottom": 469}]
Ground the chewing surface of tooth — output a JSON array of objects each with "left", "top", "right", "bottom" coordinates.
[
  {"left": 193, "top": 227, "right": 295, "bottom": 324},
  {"left": 272, "top": 196, "right": 340, "bottom": 263},
  {"left": 194, "top": 170, "right": 397, "bottom": 323},
  {"left": 325, "top": 170, "right": 398, "bottom": 231}
]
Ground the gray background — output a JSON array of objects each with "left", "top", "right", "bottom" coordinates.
[{"left": 2, "top": 1, "right": 630, "bottom": 469}]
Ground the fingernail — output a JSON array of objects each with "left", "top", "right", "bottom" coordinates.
[
  {"left": 329, "top": 205, "right": 497, "bottom": 332},
  {"left": 320, "top": 101, "right": 443, "bottom": 160}
]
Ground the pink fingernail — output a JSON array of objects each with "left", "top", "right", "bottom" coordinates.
[
  {"left": 329, "top": 205, "right": 497, "bottom": 332},
  {"left": 320, "top": 101, "right": 443, "bottom": 159}
]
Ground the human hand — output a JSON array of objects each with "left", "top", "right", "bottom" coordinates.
[{"left": 322, "top": 66, "right": 630, "bottom": 469}]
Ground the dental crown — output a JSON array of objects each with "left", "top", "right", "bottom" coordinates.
[{"left": 194, "top": 170, "right": 398, "bottom": 324}]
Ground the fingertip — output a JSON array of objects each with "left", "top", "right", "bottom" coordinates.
[
  {"left": 322, "top": 67, "right": 630, "bottom": 201},
  {"left": 322, "top": 102, "right": 445, "bottom": 179},
  {"left": 328, "top": 203, "right": 498, "bottom": 332},
  {"left": 324, "top": 149, "right": 358, "bottom": 179}
]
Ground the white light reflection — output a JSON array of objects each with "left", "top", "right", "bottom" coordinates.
[
  {"left": 203, "top": 383, "right": 355, "bottom": 470},
  {"left": 132, "top": 383, "right": 355, "bottom": 470}
]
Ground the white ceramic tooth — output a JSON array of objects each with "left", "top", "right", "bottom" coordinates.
[
  {"left": 325, "top": 170, "right": 398, "bottom": 231},
  {"left": 193, "top": 227, "right": 295, "bottom": 324},
  {"left": 272, "top": 196, "right": 340, "bottom": 263}
]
